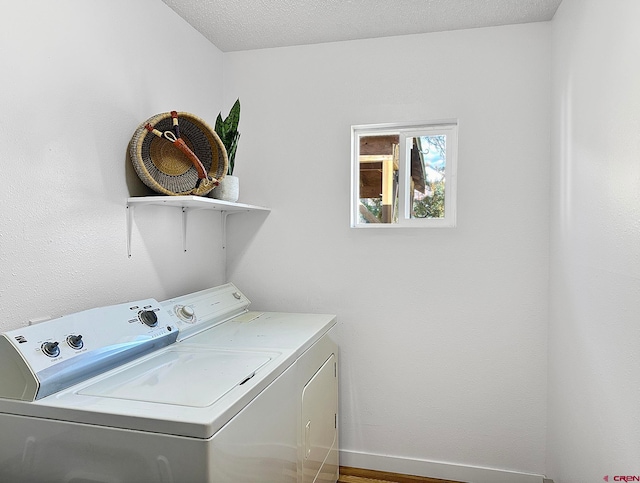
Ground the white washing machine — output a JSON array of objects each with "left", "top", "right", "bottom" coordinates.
[{"left": 0, "top": 283, "right": 338, "bottom": 482}]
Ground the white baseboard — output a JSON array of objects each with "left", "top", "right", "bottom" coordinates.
[{"left": 339, "top": 450, "right": 545, "bottom": 483}]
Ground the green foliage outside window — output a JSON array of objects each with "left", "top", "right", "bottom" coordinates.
[{"left": 413, "top": 181, "right": 445, "bottom": 218}]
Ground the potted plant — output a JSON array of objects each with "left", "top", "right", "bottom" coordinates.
[{"left": 211, "top": 99, "right": 241, "bottom": 202}]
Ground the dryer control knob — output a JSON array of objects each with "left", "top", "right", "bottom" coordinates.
[
  {"left": 175, "top": 305, "right": 196, "bottom": 323},
  {"left": 139, "top": 310, "right": 158, "bottom": 327}
]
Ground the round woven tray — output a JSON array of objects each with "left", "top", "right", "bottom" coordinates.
[{"left": 129, "top": 112, "right": 228, "bottom": 196}]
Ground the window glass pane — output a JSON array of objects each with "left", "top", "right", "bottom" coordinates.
[
  {"left": 410, "top": 134, "right": 446, "bottom": 219},
  {"left": 358, "top": 134, "right": 399, "bottom": 224}
]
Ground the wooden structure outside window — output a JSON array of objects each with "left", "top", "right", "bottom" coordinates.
[{"left": 358, "top": 135, "right": 399, "bottom": 223}]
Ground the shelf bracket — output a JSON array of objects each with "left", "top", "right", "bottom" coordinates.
[
  {"left": 220, "top": 210, "right": 250, "bottom": 250},
  {"left": 126, "top": 203, "right": 134, "bottom": 258},
  {"left": 221, "top": 211, "right": 229, "bottom": 251},
  {"left": 182, "top": 207, "right": 188, "bottom": 253},
  {"left": 221, "top": 210, "right": 250, "bottom": 282}
]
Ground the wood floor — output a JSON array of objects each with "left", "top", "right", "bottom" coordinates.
[{"left": 338, "top": 466, "right": 462, "bottom": 483}]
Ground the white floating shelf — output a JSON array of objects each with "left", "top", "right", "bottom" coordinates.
[
  {"left": 126, "top": 196, "right": 271, "bottom": 271},
  {"left": 126, "top": 195, "right": 270, "bottom": 213}
]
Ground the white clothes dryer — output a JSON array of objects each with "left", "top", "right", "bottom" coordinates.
[{"left": 0, "top": 283, "right": 338, "bottom": 483}]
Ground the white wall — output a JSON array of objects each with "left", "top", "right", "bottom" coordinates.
[
  {"left": 0, "top": 0, "right": 226, "bottom": 332},
  {"left": 224, "top": 24, "right": 551, "bottom": 477},
  {"left": 14, "top": 2, "right": 635, "bottom": 480},
  {"left": 547, "top": 1, "right": 640, "bottom": 481}
]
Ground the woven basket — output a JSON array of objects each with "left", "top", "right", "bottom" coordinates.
[{"left": 129, "top": 112, "right": 228, "bottom": 196}]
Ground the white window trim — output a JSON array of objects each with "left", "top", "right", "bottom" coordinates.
[{"left": 351, "top": 120, "right": 458, "bottom": 228}]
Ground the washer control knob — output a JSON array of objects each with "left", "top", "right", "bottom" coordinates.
[
  {"left": 42, "top": 341, "right": 60, "bottom": 358},
  {"left": 67, "top": 334, "right": 84, "bottom": 350},
  {"left": 139, "top": 310, "right": 158, "bottom": 327},
  {"left": 232, "top": 292, "right": 242, "bottom": 300}
]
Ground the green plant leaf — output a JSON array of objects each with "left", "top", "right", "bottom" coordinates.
[
  {"left": 223, "top": 99, "right": 240, "bottom": 133},
  {"left": 215, "top": 114, "right": 226, "bottom": 140},
  {"left": 215, "top": 99, "right": 241, "bottom": 175},
  {"left": 227, "top": 132, "right": 240, "bottom": 175}
]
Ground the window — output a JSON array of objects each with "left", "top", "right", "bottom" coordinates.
[{"left": 351, "top": 121, "right": 458, "bottom": 228}]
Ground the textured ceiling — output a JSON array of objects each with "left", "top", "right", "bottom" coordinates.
[{"left": 161, "top": 0, "right": 563, "bottom": 52}]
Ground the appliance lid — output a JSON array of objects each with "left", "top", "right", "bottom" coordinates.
[{"left": 78, "top": 347, "right": 273, "bottom": 407}]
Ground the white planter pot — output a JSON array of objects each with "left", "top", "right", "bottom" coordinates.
[{"left": 210, "top": 175, "right": 239, "bottom": 202}]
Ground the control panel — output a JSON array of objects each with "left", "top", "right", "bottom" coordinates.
[
  {"left": 0, "top": 299, "right": 178, "bottom": 401},
  {"left": 161, "top": 283, "right": 250, "bottom": 340}
]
